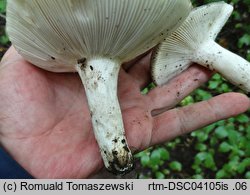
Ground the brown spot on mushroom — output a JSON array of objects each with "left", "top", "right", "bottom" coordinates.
[
  {"left": 106, "top": 132, "right": 112, "bottom": 139},
  {"left": 77, "top": 58, "right": 86, "bottom": 65},
  {"left": 123, "top": 145, "right": 130, "bottom": 152},
  {"left": 107, "top": 152, "right": 134, "bottom": 175},
  {"left": 77, "top": 58, "right": 87, "bottom": 70}
]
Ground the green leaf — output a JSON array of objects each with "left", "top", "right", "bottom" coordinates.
[
  {"left": 229, "top": 155, "right": 240, "bottom": 162},
  {"left": 0, "top": 0, "right": 6, "bottom": 13},
  {"left": 236, "top": 114, "right": 249, "bottom": 123},
  {"left": 212, "top": 73, "right": 222, "bottom": 80},
  {"left": 194, "top": 152, "right": 216, "bottom": 170},
  {"left": 151, "top": 164, "right": 159, "bottom": 172},
  {"left": 203, "top": 123, "right": 216, "bottom": 134},
  {"left": 245, "top": 142, "right": 250, "bottom": 156},
  {"left": 195, "top": 131, "right": 208, "bottom": 142},
  {"left": 210, "top": 136, "right": 218, "bottom": 147},
  {"left": 226, "top": 159, "right": 240, "bottom": 173},
  {"left": 245, "top": 172, "right": 250, "bottom": 179},
  {"left": 194, "top": 152, "right": 207, "bottom": 164},
  {"left": 155, "top": 171, "right": 165, "bottom": 179},
  {"left": 141, "top": 155, "right": 150, "bottom": 167},
  {"left": 192, "top": 164, "right": 202, "bottom": 174},
  {"left": 216, "top": 120, "right": 226, "bottom": 126},
  {"left": 228, "top": 130, "right": 240, "bottom": 145},
  {"left": 162, "top": 169, "right": 170, "bottom": 175},
  {"left": 218, "top": 142, "right": 231, "bottom": 153},
  {"left": 192, "top": 174, "right": 203, "bottom": 179},
  {"left": 232, "top": 10, "right": 241, "bottom": 20},
  {"left": 150, "top": 150, "right": 161, "bottom": 166},
  {"left": 141, "top": 88, "right": 149, "bottom": 95},
  {"left": 216, "top": 169, "right": 228, "bottom": 179},
  {"left": 215, "top": 126, "right": 228, "bottom": 139},
  {"left": 238, "top": 34, "right": 250, "bottom": 48},
  {"left": 158, "top": 148, "right": 170, "bottom": 161},
  {"left": 227, "top": 117, "right": 235, "bottom": 123},
  {"left": 169, "top": 161, "right": 182, "bottom": 172},
  {"left": 195, "top": 89, "right": 212, "bottom": 101},
  {"left": 204, "top": 153, "right": 216, "bottom": 169},
  {"left": 180, "top": 96, "right": 194, "bottom": 106},
  {"left": 0, "top": 34, "right": 9, "bottom": 45},
  {"left": 237, "top": 158, "right": 250, "bottom": 174},
  {"left": 208, "top": 81, "right": 219, "bottom": 89},
  {"left": 141, "top": 83, "right": 156, "bottom": 94},
  {"left": 195, "top": 143, "right": 207, "bottom": 151},
  {"left": 221, "top": 83, "right": 231, "bottom": 92},
  {"left": 247, "top": 52, "right": 250, "bottom": 62},
  {"left": 138, "top": 174, "right": 149, "bottom": 179}
]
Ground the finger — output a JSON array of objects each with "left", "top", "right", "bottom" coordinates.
[
  {"left": 0, "top": 46, "right": 23, "bottom": 67},
  {"left": 150, "top": 92, "right": 250, "bottom": 146},
  {"left": 122, "top": 49, "right": 151, "bottom": 71},
  {"left": 126, "top": 52, "right": 152, "bottom": 89},
  {"left": 147, "top": 65, "right": 213, "bottom": 113}
]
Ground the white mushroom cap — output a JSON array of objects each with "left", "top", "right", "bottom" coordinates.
[
  {"left": 7, "top": 0, "right": 192, "bottom": 72},
  {"left": 152, "top": 2, "right": 250, "bottom": 92}
]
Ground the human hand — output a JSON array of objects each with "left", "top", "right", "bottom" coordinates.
[{"left": 0, "top": 47, "right": 249, "bottom": 178}]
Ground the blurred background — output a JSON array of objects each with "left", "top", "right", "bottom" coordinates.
[{"left": 0, "top": 0, "right": 250, "bottom": 179}]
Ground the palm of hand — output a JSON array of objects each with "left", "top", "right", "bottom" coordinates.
[
  {"left": 0, "top": 48, "right": 152, "bottom": 178},
  {"left": 0, "top": 48, "right": 249, "bottom": 178}
]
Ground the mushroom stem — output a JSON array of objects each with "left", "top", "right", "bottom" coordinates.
[
  {"left": 76, "top": 57, "right": 133, "bottom": 174},
  {"left": 195, "top": 40, "right": 250, "bottom": 92}
]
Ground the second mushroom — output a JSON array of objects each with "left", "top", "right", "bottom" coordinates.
[{"left": 151, "top": 1, "right": 250, "bottom": 92}]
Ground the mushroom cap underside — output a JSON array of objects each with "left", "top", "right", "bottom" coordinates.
[
  {"left": 6, "top": 0, "right": 192, "bottom": 72},
  {"left": 151, "top": 1, "right": 233, "bottom": 86}
]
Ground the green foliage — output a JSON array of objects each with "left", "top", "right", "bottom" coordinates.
[
  {"left": 137, "top": 0, "right": 250, "bottom": 179},
  {"left": 0, "top": 0, "right": 6, "bottom": 13},
  {"left": 0, "top": 0, "right": 9, "bottom": 49},
  {"left": 169, "top": 161, "right": 182, "bottom": 172},
  {"left": 238, "top": 34, "right": 250, "bottom": 48}
]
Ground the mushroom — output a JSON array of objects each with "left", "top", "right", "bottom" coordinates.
[
  {"left": 6, "top": 0, "right": 192, "bottom": 174},
  {"left": 151, "top": 1, "right": 250, "bottom": 92}
]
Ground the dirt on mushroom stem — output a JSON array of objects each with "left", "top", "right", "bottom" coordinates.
[{"left": 76, "top": 57, "right": 134, "bottom": 174}]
